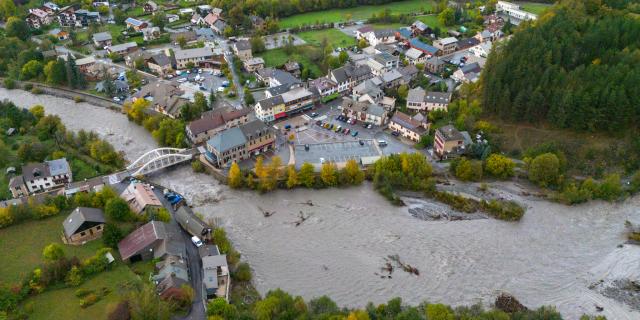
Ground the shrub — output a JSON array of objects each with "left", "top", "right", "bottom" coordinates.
[
  {"left": 74, "top": 96, "right": 85, "bottom": 103},
  {"left": 558, "top": 183, "right": 591, "bottom": 204},
  {"left": 102, "top": 224, "right": 124, "bottom": 248},
  {"left": 484, "top": 154, "right": 515, "bottom": 179},
  {"left": 23, "top": 83, "right": 33, "bottom": 90},
  {"left": 42, "top": 243, "right": 65, "bottom": 262},
  {"left": 3, "top": 79, "right": 16, "bottom": 89},
  {"left": 528, "top": 153, "right": 560, "bottom": 187},
  {"left": 105, "top": 198, "right": 131, "bottom": 221},
  {"left": 481, "top": 200, "right": 525, "bottom": 221},
  {"left": 0, "top": 208, "right": 14, "bottom": 228},
  {"left": 233, "top": 262, "right": 252, "bottom": 282},
  {"left": 80, "top": 293, "right": 99, "bottom": 308},
  {"left": 65, "top": 266, "right": 84, "bottom": 287},
  {"left": 596, "top": 173, "right": 623, "bottom": 201},
  {"left": 455, "top": 158, "right": 483, "bottom": 182},
  {"left": 191, "top": 160, "right": 205, "bottom": 173},
  {"left": 31, "top": 87, "right": 43, "bottom": 94},
  {"left": 75, "top": 288, "right": 94, "bottom": 298},
  {"left": 81, "top": 248, "right": 111, "bottom": 276}
]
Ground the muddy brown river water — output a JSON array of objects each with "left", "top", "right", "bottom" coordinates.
[{"left": 2, "top": 88, "right": 638, "bottom": 319}]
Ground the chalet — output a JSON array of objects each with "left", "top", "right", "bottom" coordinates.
[
  {"left": 329, "top": 63, "right": 373, "bottom": 93},
  {"left": 457, "top": 37, "right": 480, "bottom": 51},
  {"left": 107, "top": 42, "right": 139, "bottom": 56},
  {"left": 147, "top": 53, "right": 173, "bottom": 76},
  {"left": 143, "top": 1, "right": 158, "bottom": 13},
  {"left": 74, "top": 9, "right": 100, "bottom": 27},
  {"left": 233, "top": 40, "right": 252, "bottom": 61},
  {"left": 174, "top": 47, "right": 215, "bottom": 69},
  {"left": 424, "top": 56, "right": 445, "bottom": 74},
  {"left": 243, "top": 57, "right": 265, "bottom": 72},
  {"left": 142, "top": 27, "right": 161, "bottom": 41},
  {"left": 405, "top": 48, "right": 427, "bottom": 65},
  {"left": 75, "top": 56, "right": 96, "bottom": 73},
  {"left": 26, "top": 8, "right": 54, "bottom": 29},
  {"left": 406, "top": 88, "right": 452, "bottom": 112},
  {"left": 186, "top": 106, "right": 250, "bottom": 144},
  {"left": 120, "top": 183, "right": 162, "bottom": 215},
  {"left": 284, "top": 61, "right": 301, "bottom": 77},
  {"left": 92, "top": 31, "right": 112, "bottom": 48},
  {"left": 62, "top": 207, "right": 106, "bottom": 245},
  {"left": 388, "top": 111, "right": 430, "bottom": 142},
  {"left": 452, "top": 62, "right": 482, "bottom": 83},
  {"left": 133, "top": 82, "right": 188, "bottom": 118},
  {"left": 57, "top": 6, "right": 77, "bottom": 27},
  {"left": 435, "top": 125, "right": 469, "bottom": 158},
  {"left": 125, "top": 17, "right": 148, "bottom": 31},
  {"left": 205, "top": 120, "right": 276, "bottom": 167},
  {"left": 202, "top": 251, "right": 230, "bottom": 300},
  {"left": 411, "top": 20, "right": 431, "bottom": 36},
  {"left": 49, "top": 28, "right": 69, "bottom": 40},
  {"left": 9, "top": 158, "right": 72, "bottom": 198},
  {"left": 433, "top": 37, "right": 458, "bottom": 55},
  {"left": 118, "top": 221, "right": 186, "bottom": 262},
  {"left": 341, "top": 97, "right": 388, "bottom": 126}
]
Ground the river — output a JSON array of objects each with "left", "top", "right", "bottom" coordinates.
[{"left": 2, "top": 88, "right": 639, "bottom": 319}]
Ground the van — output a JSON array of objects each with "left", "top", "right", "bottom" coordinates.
[
  {"left": 191, "top": 236, "right": 203, "bottom": 248},
  {"left": 378, "top": 140, "right": 387, "bottom": 146}
]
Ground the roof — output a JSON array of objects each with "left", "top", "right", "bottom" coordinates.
[
  {"left": 48, "top": 158, "right": 71, "bottom": 176},
  {"left": 49, "top": 28, "right": 64, "bottom": 35},
  {"left": 357, "top": 26, "right": 374, "bottom": 34},
  {"left": 381, "top": 69, "right": 402, "bottom": 83},
  {"left": 460, "top": 62, "right": 482, "bottom": 74},
  {"left": 409, "top": 38, "right": 439, "bottom": 55},
  {"left": 195, "top": 27, "right": 215, "bottom": 40},
  {"left": 120, "top": 183, "right": 162, "bottom": 214},
  {"left": 480, "top": 29, "right": 492, "bottom": 38},
  {"left": 109, "top": 42, "right": 138, "bottom": 52},
  {"left": 399, "top": 65, "right": 418, "bottom": 78},
  {"left": 397, "top": 28, "right": 413, "bottom": 39},
  {"left": 175, "top": 206, "right": 210, "bottom": 237},
  {"left": 234, "top": 40, "right": 251, "bottom": 51},
  {"left": 145, "top": 1, "right": 158, "bottom": 9},
  {"left": 63, "top": 207, "right": 105, "bottom": 237},
  {"left": 157, "top": 274, "right": 189, "bottom": 296},
  {"left": 426, "top": 56, "right": 445, "bottom": 66},
  {"left": 203, "top": 12, "right": 218, "bottom": 25},
  {"left": 412, "top": 20, "right": 428, "bottom": 31},
  {"left": 353, "top": 79, "right": 382, "bottom": 97},
  {"left": 174, "top": 47, "right": 213, "bottom": 60},
  {"left": 256, "top": 95, "right": 284, "bottom": 110},
  {"left": 331, "top": 64, "right": 371, "bottom": 84},
  {"left": 212, "top": 20, "right": 226, "bottom": 30},
  {"left": 373, "top": 52, "right": 396, "bottom": 64},
  {"left": 391, "top": 111, "right": 427, "bottom": 134},
  {"left": 405, "top": 48, "right": 424, "bottom": 60},
  {"left": 437, "top": 124, "right": 465, "bottom": 142},
  {"left": 239, "top": 119, "right": 274, "bottom": 139},
  {"left": 437, "top": 37, "right": 458, "bottom": 46},
  {"left": 342, "top": 97, "right": 386, "bottom": 118},
  {"left": 309, "top": 77, "right": 337, "bottom": 91},
  {"left": 207, "top": 127, "right": 247, "bottom": 153},
  {"left": 244, "top": 57, "right": 265, "bottom": 66},
  {"left": 280, "top": 86, "right": 313, "bottom": 104},
  {"left": 284, "top": 61, "right": 300, "bottom": 71},
  {"left": 373, "top": 29, "right": 395, "bottom": 38},
  {"left": 457, "top": 37, "right": 480, "bottom": 50},
  {"left": 271, "top": 69, "right": 300, "bottom": 86},
  {"left": 76, "top": 56, "right": 96, "bottom": 66},
  {"left": 150, "top": 53, "right": 171, "bottom": 67},
  {"left": 407, "top": 87, "right": 426, "bottom": 103},
  {"left": 125, "top": 17, "right": 145, "bottom": 27},
  {"left": 203, "top": 254, "right": 227, "bottom": 290},
  {"left": 424, "top": 91, "right": 452, "bottom": 104},
  {"left": 118, "top": 221, "right": 166, "bottom": 260}
]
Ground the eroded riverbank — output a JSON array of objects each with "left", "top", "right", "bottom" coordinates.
[{"left": 3, "top": 88, "right": 639, "bottom": 319}]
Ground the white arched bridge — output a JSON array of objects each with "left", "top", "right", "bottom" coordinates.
[{"left": 109, "top": 148, "right": 197, "bottom": 184}]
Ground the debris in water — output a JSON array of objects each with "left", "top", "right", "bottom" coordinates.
[
  {"left": 388, "top": 255, "right": 420, "bottom": 276},
  {"left": 494, "top": 293, "right": 528, "bottom": 313},
  {"left": 291, "top": 211, "right": 310, "bottom": 226},
  {"left": 595, "top": 305, "right": 604, "bottom": 312},
  {"left": 298, "top": 200, "right": 314, "bottom": 206},
  {"left": 258, "top": 206, "right": 275, "bottom": 217},
  {"left": 322, "top": 265, "right": 328, "bottom": 271}
]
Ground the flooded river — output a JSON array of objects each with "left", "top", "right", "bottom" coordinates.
[{"left": 3, "top": 88, "right": 638, "bottom": 319}]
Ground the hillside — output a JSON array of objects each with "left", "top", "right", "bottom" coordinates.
[{"left": 481, "top": 0, "right": 640, "bottom": 131}]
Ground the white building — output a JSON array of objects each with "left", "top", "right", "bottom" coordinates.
[{"left": 8, "top": 158, "right": 72, "bottom": 198}]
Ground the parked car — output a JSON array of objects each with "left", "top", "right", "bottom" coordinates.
[
  {"left": 391, "top": 131, "right": 400, "bottom": 136},
  {"left": 191, "top": 236, "right": 204, "bottom": 248},
  {"left": 217, "top": 87, "right": 225, "bottom": 92},
  {"left": 112, "top": 97, "right": 120, "bottom": 102},
  {"left": 221, "top": 80, "right": 230, "bottom": 87},
  {"left": 177, "top": 78, "right": 187, "bottom": 83},
  {"left": 315, "top": 120, "right": 322, "bottom": 125},
  {"left": 343, "top": 128, "right": 350, "bottom": 134},
  {"left": 352, "top": 131, "right": 358, "bottom": 137},
  {"left": 359, "top": 140, "right": 365, "bottom": 146},
  {"left": 310, "top": 112, "right": 319, "bottom": 117},
  {"left": 304, "top": 144, "right": 310, "bottom": 151},
  {"left": 378, "top": 140, "right": 388, "bottom": 146}
]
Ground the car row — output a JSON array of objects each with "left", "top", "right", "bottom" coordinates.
[{"left": 316, "top": 120, "right": 358, "bottom": 136}]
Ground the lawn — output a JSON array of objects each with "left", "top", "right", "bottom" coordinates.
[
  {"left": 0, "top": 214, "right": 105, "bottom": 285},
  {"left": 417, "top": 14, "right": 446, "bottom": 30},
  {"left": 21, "top": 264, "right": 141, "bottom": 320},
  {"left": 258, "top": 46, "right": 323, "bottom": 78},
  {"left": 279, "top": 0, "right": 434, "bottom": 28},
  {"left": 518, "top": 1, "right": 552, "bottom": 15},
  {"left": 296, "top": 29, "right": 356, "bottom": 49}
]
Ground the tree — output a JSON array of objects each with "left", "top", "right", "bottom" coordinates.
[
  {"left": 145, "top": 207, "right": 171, "bottom": 222},
  {"left": 234, "top": 262, "right": 252, "bottom": 282},
  {"left": 528, "top": 153, "right": 560, "bottom": 187},
  {"left": 30, "top": 105, "right": 45, "bottom": 120},
  {"left": 127, "top": 284, "right": 173, "bottom": 320},
  {"left": 484, "top": 154, "right": 515, "bottom": 179},
  {"left": 299, "top": 162, "right": 316, "bottom": 188},
  {"left": 151, "top": 11, "right": 166, "bottom": 31},
  {"left": 113, "top": 8, "right": 127, "bottom": 25},
  {"left": 320, "top": 162, "right": 338, "bottom": 187},
  {"left": 105, "top": 198, "right": 131, "bottom": 221},
  {"left": 338, "top": 51, "right": 349, "bottom": 64},
  {"left": 102, "top": 224, "right": 124, "bottom": 248},
  {"left": 357, "top": 38, "right": 368, "bottom": 49},
  {"left": 454, "top": 158, "right": 482, "bottom": 181},
  {"left": 177, "top": 35, "right": 187, "bottom": 49},
  {"left": 0, "top": 0, "right": 17, "bottom": 20},
  {"left": 20, "top": 60, "right": 44, "bottom": 80},
  {"left": 342, "top": 159, "right": 364, "bottom": 185},
  {"left": 250, "top": 36, "right": 266, "bottom": 54},
  {"left": 259, "top": 156, "right": 282, "bottom": 192},
  {"left": 228, "top": 162, "right": 243, "bottom": 188},
  {"left": 5, "top": 17, "right": 29, "bottom": 40},
  {"left": 426, "top": 303, "right": 454, "bottom": 320},
  {"left": 244, "top": 87, "right": 255, "bottom": 105},
  {"left": 286, "top": 165, "right": 298, "bottom": 189},
  {"left": 65, "top": 54, "right": 82, "bottom": 88},
  {"left": 596, "top": 173, "right": 623, "bottom": 201},
  {"left": 65, "top": 266, "right": 83, "bottom": 286},
  {"left": 123, "top": 98, "right": 150, "bottom": 124},
  {"left": 44, "top": 59, "right": 67, "bottom": 85},
  {"left": 207, "top": 298, "right": 238, "bottom": 319},
  {"left": 42, "top": 243, "right": 65, "bottom": 262},
  {"left": 438, "top": 8, "right": 455, "bottom": 27},
  {"left": 397, "top": 85, "right": 409, "bottom": 99}
]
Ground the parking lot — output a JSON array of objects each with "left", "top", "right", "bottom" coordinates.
[
  {"left": 170, "top": 69, "right": 242, "bottom": 108},
  {"left": 294, "top": 140, "right": 381, "bottom": 168}
]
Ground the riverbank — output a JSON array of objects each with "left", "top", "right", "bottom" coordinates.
[{"left": 2, "top": 88, "right": 639, "bottom": 319}]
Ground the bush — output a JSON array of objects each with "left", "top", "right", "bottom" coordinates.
[
  {"left": 42, "top": 243, "right": 65, "bottom": 262},
  {"left": 528, "top": 153, "right": 560, "bottom": 187},
  {"left": 102, "top": 224, "right": 124, "bottom": 248},
  {"left": 23, "top": 83, "right": 33, "bottom": 90},
  {"left": 558, "top": 183, "right": 591, "bottom": 205},
  {"left": 596, "top": 173, "right": 623, "bottom": 201},
  {"left": 105, "top": 198, "right": 131, "bottom": 221},
  {"left": 481, "top": 199, "right": 525, "bottom": 221},
  {"left": 484, "top": 154, "right": 515, "bottom": 179},
  {"left": 233, "top": 262, "right": 252, "bottom": 282},
  {"left": 3, "top": 79, "right": 16, "bottom": 89},
  {"left": 454, "top": 158, "right": 483, "bottom": 182},
  {"left": 75, "top": 288, "right": 94, "bottom": 298},
  {"left": 65, "top": 266, "right": 84, "bottom": 287},
  {"left": 74, "top": 96, "right": 85, "bottom": 103},
  {"left": 192, "top": 160, "right": 205, "bottom": 173},
  {"left": 81, "top": 248, "right": 111, "bottom": 276},
  {"left": 79, "top": 293, "right": 99, "bottom": 308},
  {"left": 31, "top": 87, "right": 43, "bottom": 94}
]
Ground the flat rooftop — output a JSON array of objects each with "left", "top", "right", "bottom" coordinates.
[{"left": 294, "top": 140, "right": 381, "bottom": 169}]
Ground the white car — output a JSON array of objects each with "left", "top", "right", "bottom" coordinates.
[
  {"left": 217, "top": 86, "right": 225, "bottom": 92},
  {"left": 198, "top": 69, "right": 203, "bottom": 74},
  {"left": 191, "top": 236, "right": 203, "bottom": 248},
  {"left": 112, "top": 97, "right": 120, "bottom": 102},
  {"left": 177, "top": 78, "right": 187, "bottom": 83}
]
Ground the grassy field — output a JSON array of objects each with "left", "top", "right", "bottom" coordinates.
[
  {"left": 296, "top": 29, "right": 356, "bottom": 49},
  {"left": 21, "top": 264, "right": 140, "bottom": 320},
  {"left": 417, "top": 14, "right": 446, "bottom": 30},
  {"left": 518, "top": 1, "right": 552, "bottom": 15},
  {"left": 0, "top": 214, "right": 105, "bottom": 285},
  {"left": 258, "top": 46, "right": 323, "bottom": 78},
  {"left": 279, "top": 0, "right": 434, "bottom": 28}
]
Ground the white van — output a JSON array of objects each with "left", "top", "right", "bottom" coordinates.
[
  {"left": 191, "top": 236, "right": 203, "bottom": 248},
  {"left": 378, "top": 140, "right": 387, "bottom": 146}
]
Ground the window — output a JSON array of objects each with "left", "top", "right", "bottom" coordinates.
[
  {"left": 96, "top": 225, "right": 102, "bottom": 230},
  {"left": 80, "top": 231, "right": 86, "bottom": 236}
]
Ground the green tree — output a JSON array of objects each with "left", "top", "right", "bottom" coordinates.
[
  {"left": 484, "top": 154, "right": 515, "bottom": 179},
  {"left": 596, "top": 173, "right": 623, "bottom": 201},
  {"left": 5, "top": 17, "right": 29, "bottom": 40},
  {"left": 127, "top": 284, "right": 173, "bottom": 320},
  {"left": 528, "top": 153, "right": 560, "bottom": 187},
  {"left": 105, "top": 198, "right": 131, "bottom": 221},
  {"left": 397, "top": 84, "right": 409, "bottom": 99},
  {"left": 65, "top": 266, "right": 83, "bottom": 286},
  {"left": 44, "top": 59, "right": 67, "bottom": 85},
  {"left": 286, "top": 165, "right": 299, "bottom": 189},
  {"left": 228, "top": 162, "right": 243, "bottom": 188},
  {"left": 299, "top": 162, "right": 316, "bottom": 188},
  {"left": 438, "top": 8, "right": 455, "bottom": 27},
  {"left": 123, "top": 98, "right": 150, "bottom": 124},
  {"left": 426, "top": 303, "right": 454, "bottom": 320},
  {"left": 455, "top": 158, "right": 483, "bottom": 181},
  {"left": 177, "top": 35, "right": 187, "bottom": 48},
  {"left": 234, "top": 262, "right": 252, "bottom": 282},
  {"left": 113, "top": 8, "right": 126, "bottom": 25},
  {"left": 20, "top": 60, "right": 43, "bottom": 80},
  {"left": 207, "top": 298, "right": 238, "bottom": 319},
  {"left": 341, "top": 159, "right": 364, "bottom": 185},
  {"left": 42, "top": 243, "right": 65, "bottom": 262},
  {"left": 150, "top": 11, "right": 166, "bottom": 31},
  {"left": 357, "top": 38, "right": 368, "bottom": 49},
  {"left": 29, "top": 105, "right": 45, "bottom": 120},
  {"left": 0, "top": 0, "right": 17, "bottom": 20},
  {"left": 320, "top": 162, "right": 338, "bottom": 187},
  {"left": 250, "top": 36, "right": 266, "bottom": 54},
  {"left": 338, "top": 50, "right": 349, "bottom": 64},
  {"left": 102, "top": 224, "right": 124, "bottom": 248}
]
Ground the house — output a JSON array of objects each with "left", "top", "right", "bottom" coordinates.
[
  {"left": 195, "top": 27, "right": 216, "bottom": 42},
  {"left": 211, "top": 19, "right": 226, "bottom": 35},
  {"left": 153, "top": 255, "right": 189, "bottom": 284},
  {"left": 202, "top": 252, "right": 230, "bottom": 300},
  {"left": 26, "top": 8, "right": 55, "bottom": 29},
  {"left": 179, "top": 8, "right": 194, "bottom": 16},
  {"left": 452, "top": 62, "right": 482, "bottom": 83},
  {"left": 205, "top": 120, "right": 276, "bottom": 167},
  {"left": 409, "top": 38, "right": 440, "bottom": 57},
  {"left": 203, "top": 12, "right": 219, "bottom": 27},
  {"left": 366, "top": 52, "right": 399, "bottom": 76},
  {"left": 174, "top": 47, "right": 215, "bottom": 69},
  {"left": 284, "top": 61, "right": 300, "bottom": 77},
  {"left": 118, "top": 221, "right": 186, "bottom": 262},
  {"left": 125, "top": 50, "right": 153, "bottom": 68},
  {"left": 457, "top": 37, "right": 481, "bottom": 51},
  {"left": 352, "top": 79, "right": 383, "bottom": 103},
  {"left": 143, "top": 1, "right": 158, "bottom": 13},
  {"left": 474, "top": 30, "right": 493, "bottom": 43},
  {"left": 92, "top": 31, "right": 113, "bottom": 48},
  {"left": 406, "top": 87, "right": 452, "bottom": 111},
  {"left": 388, "top": 111, "right": 430, "bottom": 142},
  {"left": 8, "top": 158, "right": 72, "bottom": 198},
  {"left": 233, "top": 40, "right": 252, "bottom": 61},
  {"left": 265, "top": 69, "right": 301, "bottom": 88},
  {"left": 243, "top": 57, "right": 264, "bottom": 72},
  {"left": 175, "top": 206, "right": 212, "bottom": 240},
  {"left": 186, "top": 106, "right": 250, "bottom": 144},
  {"left": 167, "top": 14, "right": 179, "bottom": 23},
  {"left": 399, "top": 65, "right": 419, "bottom": 83},
  {"left": 62, "top": 207, "right": 106, "bottom": 245},
  {"left": 341, "top": 97, "right": 388, "bottom": 126},
  {"left": 57, "top": 6, "right": 77, "bottom": 27},
  {"left": 44, "top": 2, "right": 60, "bottom": 11},
  {"left": 254, "top": 85, "right": 315, "bottom": 122},
  {"left": 250, "top": 15, "right": 265, "bottom": 30},
  {"left": 496, "top": 1, "right": 537, "bottom": 24},
  {"left": 405, "top": 48, "right": 427, "bottom": 65},
  {"left": 367, "top": 29, "right": 397, "bottom": 46},
  {"left": 74, "top": 9, "right": 100, "bottom": 27},
  {"left": 396, "top": 27, "right": 413, "bottom": 41},
  {"left": 125, "top": 17, "right": 148, "bottom": 31},
  {"left": 435, "top": 125, "right": 469, "bottom": 158},
  {"left": 469, "top": 42, "right": 493, "bottom": 58},
  {"left": 196, "top": 4, "right": 213, "bottom": 15},
  {"left": 120, "top": 183, "right": 162, "bottom": 215},
  {"left": 49, "top": 28, "right": 69, "bottom": 40},
  {"left": 63, "top": 177, "right": 106, "bottom": 198},
  {"left": 308, "top": 77, "right": 338, "bottom": 97},
  {"left": 142, "top": 27, "right": 161, "bottom": 41},
  {"left": 75, "top": 56, "right": 96, "bottom": 73},
  {"left": 148, "top": 53, "right": 173, "bottom": 76},
  {"left": 381, "top": 69, "right": 404, "bottom": 88},
  {"left": 134, "top": 82, "right": 188, "bottom": 118},
  {"left": 355, "top": 26, "right": 374, "bottom": 40},
  {"left": 107, "top": 42, "right": 138, "bottom": 56},
  {"left": 411, "top": 20, "right": 431, "bottom": 36},
  {"left": 171, "top": 30, "right": 197, "bottom": 44},
  {"left": 433, "top": 37, "right": 458, "bottom": 55},
  {"left": 329, "top": 63, "right": 373, "bottom": 93},
  {"left": 424, "top": 56, "right": 445, "bottom": 74},
  {"left": 157, "top": 275, "right": 190, "bottom": 300}
]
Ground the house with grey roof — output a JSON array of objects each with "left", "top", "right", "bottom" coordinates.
[
  {"left": 107, "top": 42, "right": 138, "bottom": 56},
  {"left": 233, "top": 40, "right": 252, "bottom": 61},
  {"left": 434, "top": 124, "right": 469, "bottom": 158},
  {"left": 433, "top": 37, "right": 458, "bottom": 55},
  {"left": 9, "top": 158, "right": 72, "bottom": 198},
  {"left": 388, "top": 111, "right": 429, "bottom": 142},
  {"left": 452, "top": 62, "right": 482, "bottom": 83},
  {"left": 174, "top": 47, "right": 215, "bottom": 69},
  {"left": 352, "top": 79, "right": 383, "bottom": 103},
  {"left": 329, "top": 63, "right": 373, "bottom": 93},
  {"left": 118, "top": 221, "right": 185, "bottom": 262},
  {"left": 175, "top": 206, "right": 211, "bottom": 240},
  {"left": 405, "top": 48, "right": 427, "bottom": 65},
  {"left": 92, "top": 31, "right": 112, "bottom": 48},
  {"left": 202, "top": 252, "right": 230, "bottom": 300},
  {"left": 341, "top": 97, "right": 388, "bottom": 126},
  {"left": 205, "top": 120, "right": 276, "bottom": 167},
  {"left": 62, "top": 207, "right": 106, "bottom": 245},
  {"left": 153, "top": 255, "right": 189, "bottom": 284},
  {"left": 407, "top": 87, "right": 452, "bottom": 111}
]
